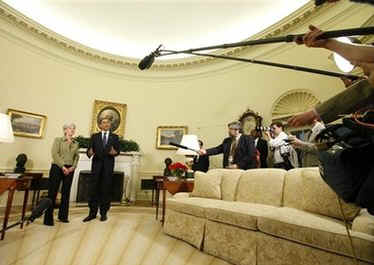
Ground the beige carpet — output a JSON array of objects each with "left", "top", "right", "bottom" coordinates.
[{"left": 0, "top": 207, "right": 230, "bottom": 265}]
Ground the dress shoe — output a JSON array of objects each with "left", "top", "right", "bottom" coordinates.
[
  {"left": 43, "top": 221, "right": 54, "bottom": 226},
  {"left": 83, "top": 215, "right": 96, "bottom": 222},
  {"left": 100, "top": 215, "right": 107, "bottom": 222},
  {"left": 58, "top": 218, "right": 69, "bottom": 223}
]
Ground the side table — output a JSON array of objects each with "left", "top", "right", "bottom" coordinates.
[
  {"left": 161, "top": 178, "right": 194, "bottom": 224},
  {"left": 0, "top": 177, "right": 32, "bottom": 240}
]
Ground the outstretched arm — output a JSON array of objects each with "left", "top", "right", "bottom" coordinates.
[{"left": 296, "top": 25, "right": 374, "bottom": 63}]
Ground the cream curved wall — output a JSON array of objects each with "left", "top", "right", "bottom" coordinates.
[{"left": 0, "top": 1, "right": 372, "bottom": 203}]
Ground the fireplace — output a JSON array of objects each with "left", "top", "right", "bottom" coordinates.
[{"left": 76, "top": 170, "right": 124, "bottom": 203}]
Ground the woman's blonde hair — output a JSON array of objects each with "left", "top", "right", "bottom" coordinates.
[{"left": 63, "top": 123, "right": 76, "bottom": 133}]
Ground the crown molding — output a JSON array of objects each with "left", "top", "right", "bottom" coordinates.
[{"left": 0, "top": 1, "right": 330, "bottom": 72}]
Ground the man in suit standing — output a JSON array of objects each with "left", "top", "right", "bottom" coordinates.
[
  {"left": 250, "top": 129, "right": 268, "bottom": 168},
  {"left": 83, "top": 118, "right": 120, "bottom": 222},
  {"left": 199, "top": 121, "right": 257, "bottom": 170}
]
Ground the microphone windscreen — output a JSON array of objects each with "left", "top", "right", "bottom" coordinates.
[
  {"left": 138, "top": 54, "right": 155, "bottom": 70},
  {"left": 29, "top": 198, "right": 52, "bottom": 222}
]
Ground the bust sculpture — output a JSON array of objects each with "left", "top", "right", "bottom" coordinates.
[
  {"left": 163, "top": 157, "right": 173, "bottom": 176},
  {"left": 14, "top": 153, "right": 28, "bottom": 173}
]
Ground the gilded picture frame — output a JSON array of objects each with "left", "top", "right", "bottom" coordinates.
[
  {"left": 91, "top": 100, "right": 127, "bottom": 137},
  {"left": 238, "top": 108, "right": 263, "bottom": 135},
  {"left": 7, "top": 109, "right": 47, "bottom": 138},
  {"left": 156, "top": 126, "right": 188, "bottom": 150}
]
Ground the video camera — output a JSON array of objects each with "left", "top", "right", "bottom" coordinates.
[{"left": 256, "top": 126, "right": 272, "bottom": 132}]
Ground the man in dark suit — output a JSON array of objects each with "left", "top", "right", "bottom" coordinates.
[
  {"left": 192, "top": 140, "right": 210, "bottom": 172},
  {"left": 199, "top": 121, "right": 257, "bottom": 170},
  {"left": 83, "top": 118, "right": 120, "bottom": 222},
  {"left": 251, "top": 129, "right": 268, "bottom": 168}
]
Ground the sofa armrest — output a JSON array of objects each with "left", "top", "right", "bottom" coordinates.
[
  {"left": 352, "top": 210, "right": 374, "bottom": 236},
  {"left": 172, "top": 192, "right": 191, "bottom": 199}
]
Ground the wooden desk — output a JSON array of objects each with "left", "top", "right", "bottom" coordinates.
[
  {"left": 159, "top": 178, "right": 194, "bottom": 224},
  {"left": 0, "top": 177, "right": 32, "bottom": 240}
]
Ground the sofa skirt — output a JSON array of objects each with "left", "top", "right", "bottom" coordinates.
[
  {"left": 163, "top": 209, "right": 206, "bottom": 249},
  {"left": 204, "top": 220, "right": 257, "bottom": 265},
  {"left": 257, "top": 233, "right": 374, "bottom": 265}
]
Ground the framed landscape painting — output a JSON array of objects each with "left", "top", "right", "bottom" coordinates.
[
  {"left": 156, "top": 126, "right": 188, "bottom": 150},
  {"left": 7, "top": 109, "right": 47, "bottom": 138}
]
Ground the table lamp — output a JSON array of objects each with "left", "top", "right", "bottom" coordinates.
[
  {"left": 0, "top": 113, "right": 14, "bottom": 143},
  {"left": 176, "top": 135, "right": 199, "bottom": 178}
]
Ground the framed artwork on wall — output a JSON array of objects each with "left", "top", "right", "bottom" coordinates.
[
  {"left": 156, "top": 126, "right": 188, "bottom": 150},
  {"left": 238, "top": 108, "right": 263, "bottom": 135},
  {"left": 7, "top": 109, "right": 47, "bottom": 138},
  {"left": 91, "top": 100, "right": 127, "bottom": 138}
]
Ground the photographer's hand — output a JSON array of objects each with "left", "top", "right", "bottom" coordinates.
[
  {"left": 199, "top": 149, "right": 207, "bottom": 155},
  {"left": 288, "top": 109, "right": 318, "bottom": 127},
  {"left": 264, "top": 131, "right": 272, "bottom": 140},
  {"left": 295, "top": 25, "right": 330, "bottom": 48},
  {"left": 355, "top": 62, "right": 374, "bottom": 87}
]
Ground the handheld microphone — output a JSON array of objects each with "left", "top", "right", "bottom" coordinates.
[{"left": 138, "top": 45, "right": 162, "bottom": 70}]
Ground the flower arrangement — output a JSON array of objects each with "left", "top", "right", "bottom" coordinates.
[{"left": 168, "top": 162, "right": 188, "bottom": 177}]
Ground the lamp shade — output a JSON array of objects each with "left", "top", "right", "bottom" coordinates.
[
  {"left": 0, "top": 113, "right": 14, "bottom": 143},
  {"left": 176, "top": 135, "right": 199, "bottom": 156}
]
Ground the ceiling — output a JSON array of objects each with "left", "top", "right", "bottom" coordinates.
[{"left": 3, "top": 0, "right": 310, "bottom": 60}]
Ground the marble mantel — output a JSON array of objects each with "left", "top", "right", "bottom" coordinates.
[{"left": 70, "top": 150, "right": 142, "bottom": 203}]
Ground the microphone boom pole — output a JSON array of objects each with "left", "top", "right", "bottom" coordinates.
[
  {"left": 156, "top": 26, "right": 374, "bottom": 56},
  {"left": 160, "top": 49, "right": 360, "bottom": 80}
]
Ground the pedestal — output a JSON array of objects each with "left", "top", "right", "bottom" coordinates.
[{"left": 70, "top": 150, "right": 141, "bottom": 202}]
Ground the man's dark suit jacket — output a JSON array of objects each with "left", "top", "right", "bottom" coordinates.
[
  {"left": 88, "top": 132, "right": 120, "bottom": 170},
  {"left": 192, "top": 155, "right": 210, "bottom": 173},
  {"left": 256, "top": 138, "right": 268, "bottom": 168},
  {"left": 206, "top": 134, "right": 257, "bottom": 170}
]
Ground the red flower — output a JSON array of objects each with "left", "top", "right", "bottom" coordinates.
[
  {"left": 169, "top": 162, "right": 188, "bottom": 171},
  {"left": 169, "top": 162, "right": 188, "bottom": 177}
]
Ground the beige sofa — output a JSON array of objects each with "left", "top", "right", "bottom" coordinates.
[{"left": 163, "top": 168, "right": 374, "bottom": 265}]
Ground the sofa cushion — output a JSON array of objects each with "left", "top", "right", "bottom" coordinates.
[
  {"left": 283, "top": 168, "right": 310, "bottom": 210},
  {"left": 302, "top": 169, "right": 361, "bottom": 221},
  {"left": 258, "top": 207, "right": 374, "bottom": 263},
  {"left": 236, "top": 168, "right": 286, "bottom": 206},
  {"left": 191, "top": 171, "right": 222, "bottom": 199},
  {"left": 205, "top": 201, "right": 279, "bottom": 231},
  {"left": 166, "top": 197, "right": 223, "bottom": 218},
  {"left": 208, "top": 168, "right": 243, "bottom": 201}
]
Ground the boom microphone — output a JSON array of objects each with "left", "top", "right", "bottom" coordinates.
[{"left": 138, "top": 44, "right": 162, "bottom": 70}]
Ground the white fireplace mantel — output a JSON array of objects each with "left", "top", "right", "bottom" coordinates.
[{"left": 70, "top": 150, "right": 142, "bottom": 202}]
